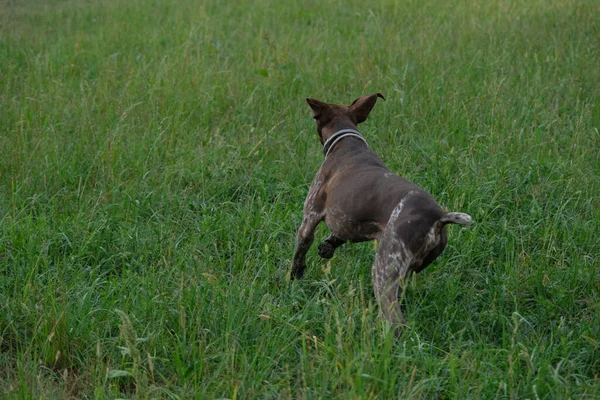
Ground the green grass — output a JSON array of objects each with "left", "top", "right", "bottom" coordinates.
[{"left": 1, "top": 0, "right": 599, "bottom": 398}]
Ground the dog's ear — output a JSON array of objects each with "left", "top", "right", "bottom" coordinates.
[
  {"left": 306, "top": 98, "right": 330, "bottom": 120},
  {"left": 349, "top": 93, "right": 385, "bottom": 123}
]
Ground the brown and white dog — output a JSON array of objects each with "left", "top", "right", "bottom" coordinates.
[{"left": 291, "top": 93, "right": 473, "bottom": 334}]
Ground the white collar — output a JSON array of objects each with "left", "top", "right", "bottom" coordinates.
[{"left": 322, "top": 129, "right": 368, "bottom": 157}]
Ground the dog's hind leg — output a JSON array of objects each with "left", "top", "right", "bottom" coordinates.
[
  {"left": 372, "top": 236, "right": 411, "bottom": 334},
  {"left": 371, "top": 192, "right": 419, "bottom": 335},
  {"left": 317, "top": 235, "right": 346, "bottom": 259}
]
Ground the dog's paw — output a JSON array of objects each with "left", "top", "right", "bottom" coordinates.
[
  {"left": 290, "top": 264, "right": 305, "bottom": 280},
  {"left": 317, "top": 242, "right": 335, "bottom": 259}
]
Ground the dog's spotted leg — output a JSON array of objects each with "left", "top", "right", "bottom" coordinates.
[
  {"left": 317, "top": 235, "right": 346, "bottom": 259},
  {"left": 372, "top": 237, "right": 412, "bottom": 335},
  {"left": 371, "top": 193, "right": 418, "bottom": 335},
  {"left": 291, "top": 212, "right": 322, "bottom": 279}
]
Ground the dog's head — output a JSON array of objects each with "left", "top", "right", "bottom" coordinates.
[{"left": 306, "top": 93, "right": 385, "bottom": 144}]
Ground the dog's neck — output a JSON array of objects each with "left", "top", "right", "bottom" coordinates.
[
  {"left": 322, "top": 127, "right": 368, "bottom": 157},
  {"left": 321, "top": 122, "right": 359, "bottom": 142}
]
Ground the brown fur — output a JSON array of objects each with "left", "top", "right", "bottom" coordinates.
[{"left": 291, "top": 93, "right": 473, "bottom": 334}]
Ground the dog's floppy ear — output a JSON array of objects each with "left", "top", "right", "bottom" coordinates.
[
  {"left": 306, "top": 98, "right": 330, "bottom": 120},
  {"left": 349, "top": 93, "right": 385, "bottom": 123}
]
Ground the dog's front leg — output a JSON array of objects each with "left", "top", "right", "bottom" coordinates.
[
  {"left": 291, "top": 212, "right": 322, "bottom": 279},
  {"left": 317, "top": 235, "right": 346, "bottom": 259}
]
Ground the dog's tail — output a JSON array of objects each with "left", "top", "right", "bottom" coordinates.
[{"left": 439, "top": 212, "right": 473, "bottom": 226}]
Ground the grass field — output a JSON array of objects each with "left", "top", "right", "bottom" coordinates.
[{"left": 1, "top": 0, "right": 599, "bottom": 398}]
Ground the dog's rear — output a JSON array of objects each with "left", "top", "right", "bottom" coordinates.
[{"left": 372, "top": 191, "right": 473, "bottom": 330}]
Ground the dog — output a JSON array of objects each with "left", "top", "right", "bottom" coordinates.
[{"left": 291, "top": 93, "right": 473, "bottom": 334}]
